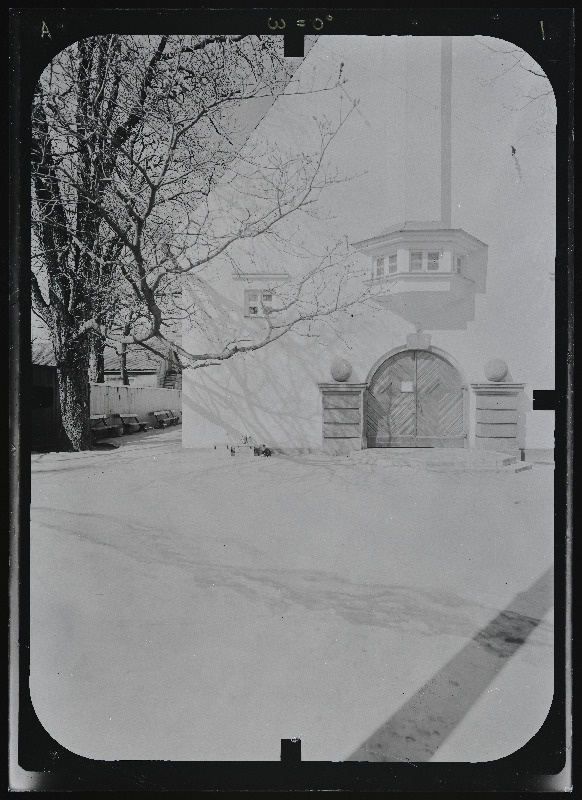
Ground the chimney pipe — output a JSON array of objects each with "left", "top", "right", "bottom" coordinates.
[{"left": 440, "top": 36, "right": 452, "bottom": 227}]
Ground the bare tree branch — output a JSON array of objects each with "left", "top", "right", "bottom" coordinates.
[{"left": 31, "top": 33, "right": 358, "bottom": 449}]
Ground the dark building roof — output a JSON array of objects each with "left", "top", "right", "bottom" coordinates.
[
  {"left": 103, "top": 345, "right": 160, "bottom": 373},
  {"left": 32, "top": 340, "right": 169, "bottom": 373}
]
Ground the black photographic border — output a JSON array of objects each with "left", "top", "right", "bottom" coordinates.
[{"left": 8, "top": 6, "right": 573, "bottom": 793}]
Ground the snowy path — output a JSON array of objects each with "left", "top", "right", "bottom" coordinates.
[{"left": 30, "top": 435, "right": 554, "bottom": 761}]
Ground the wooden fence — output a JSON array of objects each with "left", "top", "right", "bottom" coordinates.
[
  {"left": 31, "top": 380, "right": 181, "bottom": 450},
  {"left": 90, "top": 384, "right": 181, "bottom": 426}
]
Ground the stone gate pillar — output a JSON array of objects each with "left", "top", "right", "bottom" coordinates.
[
  {"left": 318, "top": 382, "right": 368, "bottom": 454},
  {"left": 471, "top": 359, "right": 525, "bottom": 456},
  {"left": 318, "top": 357, "right": 367, "bottom": 455}
]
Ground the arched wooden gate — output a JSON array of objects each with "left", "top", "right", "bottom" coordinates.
[{"left": 366, "top": 349, "right": 466, "bottom": 447}]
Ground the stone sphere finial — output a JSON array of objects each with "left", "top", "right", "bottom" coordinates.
[
  {"left": 330, "top": 357, "right": 352, "bottom": 382},
  {"left": 484, "top": 358, "right": 509, "bottom": 382}
]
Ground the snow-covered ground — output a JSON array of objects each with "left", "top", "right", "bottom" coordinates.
[{"left": 30, "top": 429, "right": 554, "bottom": 762}]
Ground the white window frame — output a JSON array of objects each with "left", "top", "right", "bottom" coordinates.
[
  {"left": 388, "top": 253, "right": 398, "bottom": 274},
  {"left": 409, "top": 251, "right": 423, "bottom": 272},
  {"left": 375, "top": 257, "right": 385, "bottom": 278},
  {"left": 427, "top": 251, "right": 441, "bottom": 271},
  {"left": 244, "top": 288, "right": 274, "bottom": 318}
]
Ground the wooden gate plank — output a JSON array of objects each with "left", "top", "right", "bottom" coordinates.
[
  {"left": 416, "top": 351, "right": 463, "bottom": 440},
  {"left": 366, "top": 351, "right": 416, "bottom": 446},
  {"left": 367, "top": 350, "right": 464, "bottom": 448}
]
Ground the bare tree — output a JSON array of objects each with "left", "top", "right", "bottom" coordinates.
[
  {"left": 31, "top": 35, "right": 171, "bottom": 448},
  {"left": 91, "top": 96, "right": 361, "bottom": 368},
  {"left": 475, "top": 36, "right": 555, "bottom": 143},
  {"left": 32, "top": 34, "right": 360, "bottom": 450}
]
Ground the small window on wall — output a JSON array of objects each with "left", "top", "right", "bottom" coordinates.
[
  {"left": 410, "top": 251, "right": 422, "bottom": 271},
  {"left": 456, "top": 256, "right": 463, "bottom": 274},
  {"left": 427, "top": 252, "right": 441, "bottom": 271},
  {"left": 388, "top": 254, "right": 397, "bottom": 274},
  {"left": 376, "top": 257, "right": 385, "bottom": 277},
  {"left": 244, "top": 289, "right": 273, "bottom": 317}
]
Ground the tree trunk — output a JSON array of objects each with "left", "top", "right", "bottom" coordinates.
[
  {"left": 96, "top": 347, "right": 105, "bottom": 384},
  {"left": 120, "top": 344, "right": 130, "bottom": 386},
  {"left": 120, "top": 320, "right": 132, "bottom": 385},
  {"left": 88, "top": 334, "right": 105, "bottom": 383},
  {"left": 55, "top": 340, "right": 93, "bottom": 451}
]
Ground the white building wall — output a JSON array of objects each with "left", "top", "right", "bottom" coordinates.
[
  {"left": 182, "top": 275, "right": 555, "bottom": 450},
  {"left": 181, "top": 36, "right": 555, "bottom": 452}
]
